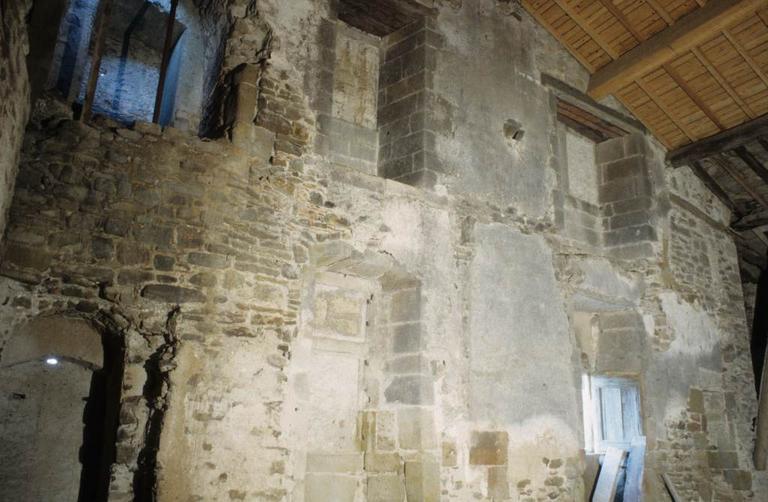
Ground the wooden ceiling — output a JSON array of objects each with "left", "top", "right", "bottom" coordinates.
[{"left": 522, "top": 0, "right": 768, "bottom": 150}]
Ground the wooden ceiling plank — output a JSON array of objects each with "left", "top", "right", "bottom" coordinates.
[
  {"left": 723, "top": 29, "right": 768, "bottom": 89},
  {"left": 713, "top": 155, "right": 768, "bottom": 211},
  {"left": 663, "top": 62, "right": 727, "bottom": 130},
  {"left": 522, "top": 1, "right": 598, "bottom": 72},
  {"left": 598, "top": 0, "right": 645, "bottom": 42},
  {"left": 735, "top": 146, "right": 768, "bottom": 184},
  {"left": 616, "top": 89, "right": 677, "bottom": 148},
  {"left": 690, "top": 160, "right": 741, "bottom": 214},
  {"left": 758, "top": 9, "right": 768, "bottom": 27},
  {"left": 588, "top": 0, "right": 766, "bottom": 99},
  {"left": 692, "top": 47, "right": 757, "bottom": 119},
  {"left": 644, "top": 0, "right": 674, "bottom": 25},
  {"left": 554, "top": 0, "right": 620, "bottom": 59},
  {"left": 636, "top": 76, "right": 697, "bottom": 141},
  {"left": 668, "top": 113, "right": 768, "bottom": 166}
]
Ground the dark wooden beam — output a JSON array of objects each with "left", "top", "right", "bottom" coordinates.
[
  {"left": 735, "top": 146, "right": 768, "bottom": 185},
  {"left": 760, "top": 138, "right": 768, "bottom": 155},
  {"left": 733, "top": 216, "right": 768, "bottom": 231},
  {"left": 542, "top": 74, "right": 646, "bottom": 135},
  {"left": 81, "top": 0, "right": 113, "bottom": 122},
  {"left": 714, "top": 156, "right": 768, "bottom": 212},
  {"left": 689, "top": 161, "right": 741, "bottom": 215},
  {"left": 153, "top": 0, "right": 179, "bottom": 124},
  {"left": 668, "top": 113, "right": 768, "bottom": 167},
  {"left": 557, "top": 99, "right": 628, "bottom": 143}
]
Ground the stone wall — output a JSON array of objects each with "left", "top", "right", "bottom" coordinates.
[
  {"left": 377, "top": 18, "right": 443, "bottom": 187},
  {"left": 0, "top": 0, "right": 766, "bottom": 500},
  {"left": 0, "top": 0, "right": 32, "bottom": 240}
]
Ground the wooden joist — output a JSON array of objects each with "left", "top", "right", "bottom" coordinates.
[
  {"left": 735, "top": 147, "right": 768, "bottom": 185},
  {"left": 662, "top": 473, "right": 682, "bottom": 502},
  {"left": 689, "top": 161, "right": 741, "bottom": 215},
  {"left": 588, "top": 0, "right": 766, "bottom": 99},
  {"left": 713, "top": 156, "right": 768, "bottom": 212},
  {"left": 668, "top": 113, "right": 768, "bottom": 167},
  {"left": 81, "top": 0, "right": 113, "bottom": 121},
  {"left": 557, "top": 99, "right": 628, "bottom": 143},
  {"left": 542, "top": 74, "right": 646, "bottom": 136}
]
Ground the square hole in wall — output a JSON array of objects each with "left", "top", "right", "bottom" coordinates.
[{"left": 338, "top": 0, "right": 433, "bottom": 36}]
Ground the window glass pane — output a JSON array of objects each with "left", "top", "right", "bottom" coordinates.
[{"left": 600, "top": 386, "right": 624, "bottom": 443}]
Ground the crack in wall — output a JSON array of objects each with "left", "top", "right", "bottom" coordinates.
[{"left": 133, "top": 307, "right": 181, "bottom": 501}]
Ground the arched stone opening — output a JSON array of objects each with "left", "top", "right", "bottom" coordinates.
[
  {"left": 286, "top": 241, "right": 436, "bottom": 501},
  {"left": 0, "top": 315, "right": 125, "bottom": 502}
]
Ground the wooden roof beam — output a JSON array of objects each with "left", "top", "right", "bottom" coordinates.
[
  {"left": 668, "top": 113, "right": 768, "bottom": 166},
  {"left": 713, "top": 156, "right": 768, "bottom": 212},
  {"left": 689, "top": 160, "right": 741, "bottom": 215},
  {"left": 735, "top": 146, "right": 768, "bottom": 185},
  {"left": 644, "top": 0, "right": 673, "bottom": 25},
  {"left": 587, "top": 0, "right": 765, "bottom": 99}
]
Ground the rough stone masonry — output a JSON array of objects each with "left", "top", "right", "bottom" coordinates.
[{"left": 0, "top": 0, "right": 766, "bottom": 501}]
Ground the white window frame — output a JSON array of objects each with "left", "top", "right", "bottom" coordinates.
[{"left": 583, "top": 375, "right": 643, "bottom": 453}]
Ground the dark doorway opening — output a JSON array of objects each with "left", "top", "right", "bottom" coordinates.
[
  {"left": 78, "top": 330, "right": 125, "bottom": 502},
  {"left": 752, "top": 264, "right": 768, "bottom": 395}
]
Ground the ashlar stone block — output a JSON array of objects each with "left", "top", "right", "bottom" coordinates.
[
  {"left": 385, "top": 375, "right": 433, "bottom": 405},
  {"left": 398, "top": 407, "right": 436, "bottom": 450},
  {"left": 470, "top": 431, "right": 508, "bottom": 466},
  {"left": 305, "top": 473, "right": 358, "bottom": 502},
  {"left": 404, "top": 459, "right": 440, "bottom": 502},
  {"left": 367, "top": 473, "right": 404, "bottom": 502},
  {"left": 306, "top": 452, "right": 363, "bottom": 473}
]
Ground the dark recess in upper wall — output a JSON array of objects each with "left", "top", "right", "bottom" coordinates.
[{"left": 338, "top": 0, "right": 434, "bottom": 36}]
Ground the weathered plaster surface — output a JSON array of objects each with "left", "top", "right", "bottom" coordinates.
[{"left": 0, "top": 0, "right": 765, "bottom": 500}]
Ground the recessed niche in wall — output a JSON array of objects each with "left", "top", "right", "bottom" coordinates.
[
  {"left": 44, "top": 0, "right": 210, "bottom": 128},
  {"left": 312, "top": 277, "right": 372, "bottom": 342}
]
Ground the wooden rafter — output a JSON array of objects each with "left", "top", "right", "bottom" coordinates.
[
  {"left": 644, "top": 0, "right": 673, "bottom": 25},
  {"left": 668, "top": 113, "right": 768, "bottom": 166},
  {"left": 722, "top": 29, "right": 768, "bottom": 89},
  {"left": 598, "top": 0, "right": 644, "bottom": 42},
  {"left": 713, "top": 156, "right": 768, "bottom": 211},
  {"left": 557, "top": 98, "right": 628, "bottom": 142},
  {"left": 662, "top": 63, "right": 726, "bottom": 131},
  {"left": 690, "top": 160, "right": 741, "bottom": 214},
  {"left": 636, "top": 77, "right": 696, "bottom": 142},
  {"left": 554, "top": 0, "right": 620, "bottom": 59},
  {"left": 542, "top": 73, "right": 646, "bottom": 134},
  {"left": 81, "top": 0, "right": 113, "bottom": 121},
  {"left": 759, "top": 8, "right": 768, "bottom": 27},
  {"left": 588, "top": 0, "right": 766, "bottom": 99},
  {"left": 616, "top": 92, "right": 674, "bottom": 149},
  {"left": 521, "top": 1, "right": 596, "bottom": 72},
  {"left": 735, "top": 146, "right": 768, "bottom": 185},
  {"left": 691, "top": 47, "right": 756, "bottom": 119}
]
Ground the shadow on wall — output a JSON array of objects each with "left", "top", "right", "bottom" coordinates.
[{"left": 0, "top": 315, "right": 124, "bottom": 502}]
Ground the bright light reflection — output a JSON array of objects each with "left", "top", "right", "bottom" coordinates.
[{"left": 45, "top": 357, "right": 59, "bottom": 366}]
